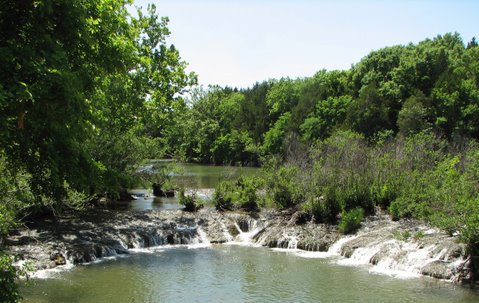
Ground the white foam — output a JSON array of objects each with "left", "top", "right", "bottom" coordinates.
[
  {"left": 225, "top": 241, "right": 262, "bottom": 247},
  {"left": 328, "top": 235, "right": 359, "bottom": 255},
  {"left": 187, "top": 243, "right": 211, "bottom": 249},
  {"left": 130, "top": 247, "right": 165, "bottom": 254},
  {"left": 294, "top": 250, "right": 338, "bottom": 259},
  {"left": 30, "top": 263, "right": 75, "bottom": 280},
  {"left": 193, "top": 226, "right": 211, "bottom": 248},
  {"left": 271, "top": 247, "right": 301, "bottom": 253},
  {"left": 369, "top": 266, "right": 421, "bottom": 279}
]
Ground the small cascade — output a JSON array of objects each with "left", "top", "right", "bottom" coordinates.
[
  {"left": 327, "top": 235, "right": 359, "bottom": 255},
  {"left": 255, "top": 227, "right": 274, "bottom": 246},
  {"left": 338, "top": 244, "right": 382, "bottom": 266},
  {"left": 226, "top": 217, "right": 264, "bottom": 245},
  {"left": 196, "top": 226, "right": 211, "bottom": 245},
  {"left": 368, "top": 241, "right": 459, "bottom": 279},
  {"left": 166, "top": 226, "right": 198, "bottom": 245},
  {"left": 29, "top": 251, "right": 76, "bottom": 279},
  {"left": 236, "top": 218, "right": 257, "bottom": 233},
  {"left": 187, "top": 226, "right": 211, "bottom": 248},
  {"left": 287, "top": 236, "right": 298, "bottom": 249},
  {"left": 334, "top": 234, "right": 466, "bottom": 280},
  {"left": 274, "top": 233, "right": 299, "bottom": 250},
  {"left": 219, "top": 220, "right": 235, "bottom": 242},
  {"left": 295, "top": 234, "right": 359, "bottom": 258}
]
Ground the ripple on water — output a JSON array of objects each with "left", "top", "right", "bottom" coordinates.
[{"left": 20, "top": 246, "right": 479, "bottom": 303}]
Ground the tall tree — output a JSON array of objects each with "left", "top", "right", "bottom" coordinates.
[{"left": 0, "top": 0, "right": 194, "bottom": 204}]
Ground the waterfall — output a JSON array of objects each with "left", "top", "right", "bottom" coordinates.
[
  {"left": 287, "top": 236, "right": 298, "bottom": 249},
  {"left": 222, "top": 217, "right": 264, "bottom": 246},
  {"left": 294, "top": 234, "right": 359, "bottom": 258},
  {"left": 367, "top": 241, "right": 455, "bottom": 278},
  {"left": 271, "top": 232, "right": 299, "bottom": 251},
  {"left": 15, "top": 208, "right": 468, "bottom": 283},
  {"left": 219, "top": 220, "right": 235, "bottom": 242},
  {"left": 327, "top": 235, "right": 358, "bottom": 255},
  {"left": 333, "top": 234, "right": 465, "bottom": 280},
  {"left": 187, "top": 226, "right": 211, "bottom": 248},
  {"left": 26, "top": 250, "right": 75, "bottom": 280}
]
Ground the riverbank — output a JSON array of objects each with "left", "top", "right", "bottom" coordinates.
[{"left": 6, "top": 208, "right": 472, "bottom": 283}]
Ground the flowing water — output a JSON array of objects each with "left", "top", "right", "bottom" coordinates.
[
  {"left": 20, "top": 245, "right": 479, "bottom": 303},
  {"left": 19, "top": 164, "right": 479, "bottom": 302}
]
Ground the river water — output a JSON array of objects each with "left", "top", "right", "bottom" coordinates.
[
  {"left": 19, "top": 164, "right": 479, "bottom": 302},
  {"left": 129, "top": 163, "right": 259, "bottom": 211},
  {"left": 20, "top": 245, "right": 478, "bottom": 303}
]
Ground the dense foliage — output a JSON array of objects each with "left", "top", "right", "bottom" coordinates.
[
  {"left": 0, "top": 0, "right": 195, "bottom": 215},
  {"left": 178, "top": 189, "right": 204, "bottom": 212},
  {"left": 168, "top": 33, "right": 479, "bottom": 164},
  {"left": 200, "top": 33, "right": 479, "bottom": 249},
  {"left": 0, "top": 1, "right": 195, "bottom": 301},
  {"left": 213, "top": 176, "right": 263, "bottom": 211}
]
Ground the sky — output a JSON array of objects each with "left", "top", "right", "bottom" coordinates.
[{"left": 132, "top": 0, "right": 478, "bottom": 88}]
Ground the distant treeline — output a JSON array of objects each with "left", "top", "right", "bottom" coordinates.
[{"left": 160, "top": 33, "right": 479, "bottom": 165}]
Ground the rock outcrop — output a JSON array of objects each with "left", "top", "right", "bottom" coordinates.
[{"left": 6, "top": 208, "right": 471, "bottom": 283}]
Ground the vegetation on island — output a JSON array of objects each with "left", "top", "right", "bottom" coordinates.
[{"left": 1, "top": 0, "right": 479, "bottom": 301}]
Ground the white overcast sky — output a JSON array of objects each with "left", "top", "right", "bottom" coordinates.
[{"left": 132, "top": 0, "right": 478, "bottom": 88}]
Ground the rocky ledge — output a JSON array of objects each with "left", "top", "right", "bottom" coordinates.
[{"left": 6, "top": 208, "right": 473, "bottom": 283}]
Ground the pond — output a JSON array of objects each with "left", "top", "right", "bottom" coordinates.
[
  {"left": 128, "top": 163, "right": 260, "bottom": 211},
  {"left": 20, "top": 245, "right": 479, "bottom": 303}
]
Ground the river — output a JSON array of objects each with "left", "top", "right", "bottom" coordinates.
[
  {"left": 18, "top": 164, "right": 479, "bottom": 302},
  {"left": 20, "top": 245, "right": 478, "bottom": 303},
  {"left": 128, "top": 163, "right": 259, "bottom": 211}
]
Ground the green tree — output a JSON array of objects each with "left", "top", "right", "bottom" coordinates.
[
  {"left": 346, "top": 83, "right": 391, "bottom": 137},
  {"left": 265, "top": 78, "right": 301, "bottom": 121},
  {"left": 397, "top": 92, "right": 431, "bottom": 136},
  {"left": 262, "top": 113, "right": 292, "bottom": 155},
  {"left": 300, "top": 95, "right": 352, "bottom": 141},
  {"left": 0, "top": 1, "right": 194, "bottom": 206}
]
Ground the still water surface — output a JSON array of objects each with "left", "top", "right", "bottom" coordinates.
[
  {"left": 129, "top": 163, "right": 259, "bottom": 211},
  {"left": 21, "top": 245, "right": 478, "bottom": 303}
]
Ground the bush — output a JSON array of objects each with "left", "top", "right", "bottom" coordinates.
[
  {"left": 0, "top": 252, "right": 31, "bottom": 303},
  {"left": 213, "top": 181, "right": 235, "bottom": 211},
  {"left": 0, "top": 253, "right": 21, "bottom": 303},
  {"left": 309, "top": 196, "right": 341, "bottom": 224},
  {"left": 179, "top": 189, "right": 204, "bottom": 212},
  {"left": 213, "top": 177, "right": 262, "bottom": 211},
  {"left": 338, "top": 208, "right": 364, "bottom": 234},
  {"left": 265, "top": 165, "right": 304, "bottom": 209},
  {"left": 235, "top": 177, "right": 261, "bottom": 211}
]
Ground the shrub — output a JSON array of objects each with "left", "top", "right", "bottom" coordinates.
[
  {"left": 265, "top": 165, "right": 304, "bottom": 209},
  {"left": 179, "top": 189, "right": 203, "bottom": 212},
  {"left": 213, "top": 177, "right": 262, "bottom": 211},
  {"left": 213, "top": 181, "right": 235, "bottom": 211},
  {"left": 235, "top": 177, "right": 261, "bottom": 211},
  {"left": 0, "top": 252, "right": 31, "bottom": 303},
  {"left": 0, "top": 253, "right": 21, "bottom": 303},
  {"left": 338, "top": 207, "right": 364, "bottom": 234}
]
